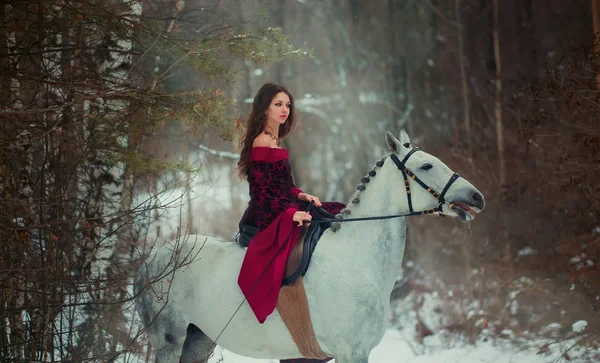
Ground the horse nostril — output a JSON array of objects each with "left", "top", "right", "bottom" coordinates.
[{"left": 472, "top": 192, "right": 485, "bottom": 209}]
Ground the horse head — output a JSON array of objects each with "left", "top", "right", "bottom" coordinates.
[{"left": 385, "top": 129, "right": 485, "bottom": 222}]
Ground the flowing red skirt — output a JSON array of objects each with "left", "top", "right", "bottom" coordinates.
[{"left": 237, "top": 207, "right": 301, "bottom": 323}]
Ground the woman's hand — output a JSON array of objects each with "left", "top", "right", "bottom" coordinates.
[
  {"left": 293, "top": 211, "right": 312, "bottom": 226},
  {"left": 297, "top": 192, "right": 322, "bottom": 207}
]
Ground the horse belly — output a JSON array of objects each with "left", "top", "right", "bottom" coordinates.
[{"left": 161, "top": 237, "right": 302, "bottom": 359}]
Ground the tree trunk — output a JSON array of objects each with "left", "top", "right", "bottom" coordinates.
[
  {"left": 492, "top": 0, "right": 505, "bottom": 187},
  {"left": 519, "top": 0, "right": 536, "bottom": 82},
  {"left": 0, "top": 4, "right": 11, "bottom": 361},
  {"left": 456, "top": 0, "right": 471, "bottom": 155},
  {"left": 593, "top": 0, "right": 600, "bottom": 89},
  {"left": 389, "top": 0, "right": 411, "bottom": 133},
  {"left": 108, "top": 0, "right": 185, "bottom": 356},
  {"left": 0, "top": 3, "right": 9, "bottom": 109}
]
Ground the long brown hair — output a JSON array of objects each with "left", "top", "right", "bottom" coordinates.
[{"left": 237, "top": 83, "right": 296, "bottom": 179}]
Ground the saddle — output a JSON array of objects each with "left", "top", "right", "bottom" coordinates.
[{"left": 235, "top": 202, "right": 335, "bottom": 286}]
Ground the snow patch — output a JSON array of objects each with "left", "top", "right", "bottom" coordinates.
[
  {"left": 517, "top": 247, "right": 536, "bottom": 257},
  {"left": 572, "top": 320, "right": 587, "bottom": 333},
  {"left": 407, "top": 344, "right": 547, "bottom": 363}
]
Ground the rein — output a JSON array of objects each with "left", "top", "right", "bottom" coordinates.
[{"left": 310, "top": 148, "right": 461, "bottom": 224}]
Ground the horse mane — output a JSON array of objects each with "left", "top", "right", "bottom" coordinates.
[{"left": 335, "top": 155, "right": 390, "bottom": 224}]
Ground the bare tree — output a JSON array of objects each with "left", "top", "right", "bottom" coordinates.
[
  {"left": 593, "top": 0, "right": 600, "bottom": 89},
  {"left": 456, "top": 0, "right": 471, "bottom": 155},
  {"left": 492, "top": 0, "right": 505, "bottom": 187}
]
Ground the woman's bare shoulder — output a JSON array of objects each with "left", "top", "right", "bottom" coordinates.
[{"left": 252, "top": 132, "right": 278, "bottom": 148}]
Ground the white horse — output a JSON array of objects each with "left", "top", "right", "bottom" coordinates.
[{"left": 133, "top": 130, "right": 485, "bottom": 363}]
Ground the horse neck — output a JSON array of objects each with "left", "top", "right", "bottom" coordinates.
[{"left": 331, "top": 162, "right": 409, "bottom": 289}]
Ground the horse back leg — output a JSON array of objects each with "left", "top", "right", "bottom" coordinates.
[
  {"left": 136, "top": 289, "right": 188, "bottom": 362},
  {"left": 180, "top": 323, "right": 215, "bottom": 363},
  {"left": 147, "top": 318, "right": 188, "bottom": 363}
]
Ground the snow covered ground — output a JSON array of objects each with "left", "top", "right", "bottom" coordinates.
[
  {"left": 200, "top": 286, "right": 596, "bottom": 363},
  {"left": 199, "top": 288, "right": 596, "bottom": 363},
  {"left": 207, "top": 327, "right": 572, "bottom": 363}
]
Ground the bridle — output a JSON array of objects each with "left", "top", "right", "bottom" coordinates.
[
  {"left": 311, "top": 147, "right": 461, "bottom": 224},
  {"left": 391, "top": 147, "right": 460, "bottom": 216}
]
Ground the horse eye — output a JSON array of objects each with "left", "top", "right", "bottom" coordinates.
[{"left": 420, "top": 163, "right": 433, "bottom": 171}]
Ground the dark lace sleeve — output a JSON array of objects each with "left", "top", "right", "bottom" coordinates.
[{"left": 248, "top": 160, "right": 300, "bottom": 230}]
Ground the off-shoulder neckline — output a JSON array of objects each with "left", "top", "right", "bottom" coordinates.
[
  {"left": 249, "top": 146, "right": 289, "bottom": 162},
  {"left": 251, "top": 146, "right": 286, "bottom": 150}
]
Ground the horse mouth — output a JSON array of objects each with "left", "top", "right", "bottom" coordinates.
[{"left": 451, "top": 202, "right": 480, "bottom": 222}]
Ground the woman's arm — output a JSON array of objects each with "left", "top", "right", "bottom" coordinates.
[
  {"left": 290, "top": 185, "right": 304, "bottom": 199},
  {"left": 287, "top": 165, "right": 322, "bottom": 206}
]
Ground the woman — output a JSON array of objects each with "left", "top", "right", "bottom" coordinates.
[{"left": 237, "top": 83, "right": 345, "bottom": 363}]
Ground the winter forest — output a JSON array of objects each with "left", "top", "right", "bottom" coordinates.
[{"left": 1, "top": 0, "right": 599, "bottom": 362}]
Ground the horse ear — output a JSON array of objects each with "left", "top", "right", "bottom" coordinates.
[
  {"left": 385, "top": 129, "right": 401, "bottom": 153},
  {"left": 398, "top": 129, "right": 411, "bottom": 148}
]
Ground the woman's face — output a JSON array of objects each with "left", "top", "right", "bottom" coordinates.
[{"left": 265, "top": 92, "right": 291, "bottom": 127}]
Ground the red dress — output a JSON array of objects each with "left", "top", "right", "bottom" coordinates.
[{"left": 237, "top": 147, "right": 345, "bottom": 323}]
